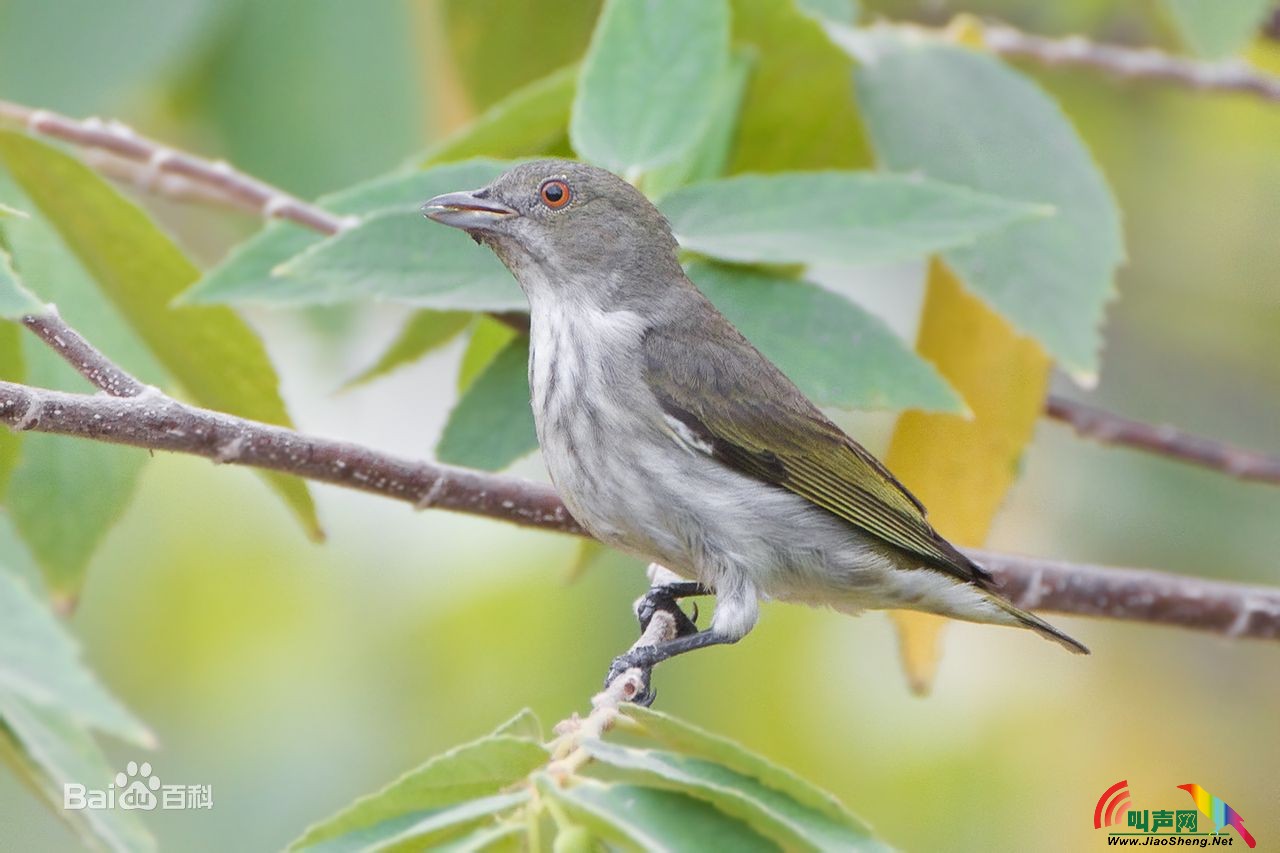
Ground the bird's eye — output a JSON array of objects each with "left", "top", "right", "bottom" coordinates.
[{"left": 539, "top": 179, "right": 571, "bottom": 209}]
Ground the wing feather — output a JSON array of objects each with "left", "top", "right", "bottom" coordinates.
[{"left": 643, "top": 312, "right": 989, "bottom": 587}]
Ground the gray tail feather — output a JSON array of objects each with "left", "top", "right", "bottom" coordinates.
[{"left": 992, "top": 596, "right": 1090, "bottom": 654}]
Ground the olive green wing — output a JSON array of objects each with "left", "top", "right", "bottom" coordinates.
[{"left": 643, "top": 318, "right": 989, "bottom": 586}]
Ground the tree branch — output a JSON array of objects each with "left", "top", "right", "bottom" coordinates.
[
  {"left": 977, "top": 22, "right": 1280, "bottom": 104},
  {"left": 1045, "top": 396, "right": 1280, "bottom": 485},
  {"left": 21, "top": 313, "right": 145, "bottom": 397},
  {"left": 3, "top": 101, "right": 1279, "bottom": 488},
  {"left": 0, "top": 101, "right": 352, "bottom": 235},
  {"left": 2, "top": 375, "right": 1278, "bottom": 642}
]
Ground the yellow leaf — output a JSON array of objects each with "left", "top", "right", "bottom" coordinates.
[{"left": 883, "top": 260, "right": 1051, "bottom": 694}]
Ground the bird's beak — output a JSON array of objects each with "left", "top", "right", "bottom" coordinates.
[{"left": 420, "top": 189, "right": 517, "bottom": 231}]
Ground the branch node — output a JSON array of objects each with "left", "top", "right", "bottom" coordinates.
[
  {"left": 25, "top": 108, "right": 53, "bottom": 132},
  {"left": 139, "top": 147, "right": 177, "bottom": 192},
  {"left": 214, "top": 434, "right": 246, "bottom": 464},
  {"left": 416, "top": 472, "right": 450, "bottom": 511},
  {"left": 13, "top": 395, "right": 41, "bottom": 431},
  {"left": 1018, "top": 568, "right": 1047, "bottom": 609},
  {"left": 104, "top": 118, "right": 136, "bottom": 139},
  {"left": 261, "top": 195, "right": 294, "bottom": 219}
]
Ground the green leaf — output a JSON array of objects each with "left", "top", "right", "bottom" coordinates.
[
  {"left": 291, "top": 734, "right": 547, "bottom": 851},
  {"left": 687, "top": 263, "right": 961, "bottom": 412},
  {"left": 621, "top": 704, "right": 870, "bottom": 835},
  {"left": 727, "top": 0, "right": 872, "bottom": 171},
  {"left": 571, "top": 0, "right": 731, "bottom": 173},
  {"left": 185, "top": 160, "right": 511, "bottom": 307},
  {"left": 0, "top": 570, "right": 151, "bottom": 745},
  {"left": 0, "top": 199, "right": 157, "bottom": 598},
  {"left": 458, "top": 316, "right": 520, "bottom": 392},
  {"left": 370, "top": 791, "right": 529, "bottom": 852},
  {"left": 489, "top": 708, "right": 544, "bottom": 743},
  {"left": 0, "top": 131, "right": 323, "bottom": 540},
  {"left": 538, "top": 776, "right": 779, "bottom": 852},
  {"left": 343, "top": 310, "right": 471, "bottom": 389},
  {"left": 0, "top": 202, "right": 27, "bottom": 218},
  {"left": 422, "top": 65, "right": 579, "bottom": 166},
  {"left": 436, "top": 340, "right": 536, "bottom": 471},
  {"left": 643, "top": 50, "right": 754, "bottom": 200},
  {"left": 274, "top": 212, "right": 522, "bottom": 311},
  {"left": 0, "top": 246, "right": 44, "bottom": 319},
  {"left": 845, "top": 31, "right": 1124, "bottom": 380},
  {"left": 582, "top": 740, "right": 883, "bottom": 850},
  {"left": 661, "top": 172, "right": 1046, "bottom": 267},
  {"left": 7, "top": 429, "right": 146, "bottom": 601},
  {"left": 440, "top": 0, "right": 600, "bottom": 111},
  {"left": 1163, "top": 0, "right": 1271, "bottom": 58},
  {"left": 431, "top": 822, "right": 522, "bottom": 853},
  {"left": 0, "top": 693, "right": 156, "bottom": 852}
]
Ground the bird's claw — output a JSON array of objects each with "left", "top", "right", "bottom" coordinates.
[
  {"left": 604, "top": 650, "right": 657, "bottom": 706},
  {"left": 635, "top": 590, "right": 699, "bottom": 638}
]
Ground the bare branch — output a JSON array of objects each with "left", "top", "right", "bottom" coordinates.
[
  {"left": 979, "top": 22, "right": 1280, "bottom": 104},
  {"left": 2, "top": 377, "right": 1278, "bottom": 642},
  {"left": 81, "top": 149, "right": 266, "bottom": 215},
  {"left": 0, "top": 100, "right": 352, "bottom": 235},
  {"left": 0, "top": 378, "right": 580, "bottom": 534},
  {"left": 1045, "top": 396, "right": 1280, "bottom": 485},
  {"left": 21, "top": 314, "right": 145, "bottom": 398},
  {"left": 973, "top": 550, "right": 1280, "bottom": 640}
]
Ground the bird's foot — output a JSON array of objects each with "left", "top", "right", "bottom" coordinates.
[
  {"left": 604, "top": 646, "right": 664, "bottom": 706},
  {"left": 635, "top": 587, "right": 701, "bottom": 638}
]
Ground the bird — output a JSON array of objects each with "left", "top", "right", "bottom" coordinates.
[
  {"left": 422, "top": 159, "right": 1087, "bottom": 700},
  {"left": 1177, "top": 784, "right": 1256, "bottom": 848}
]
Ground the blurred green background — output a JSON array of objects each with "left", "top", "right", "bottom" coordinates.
[{"left": 1, "top": 0, "right": 1278, "bottom": 850}]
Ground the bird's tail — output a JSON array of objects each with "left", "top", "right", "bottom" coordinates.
[
  {"left": 1231, "top": 818, "right": 1257, "bottom": 849},
  {"left": 988, "top": 594, "right": 1090, "bottom": 655}
]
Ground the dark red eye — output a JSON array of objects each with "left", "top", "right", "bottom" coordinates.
[{"left": 540, "top": 179, "right": 570, "bottom": 209}]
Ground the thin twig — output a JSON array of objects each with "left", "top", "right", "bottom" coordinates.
[
  {"left": 4, "top": 100, "right": 1280, "bottom": 488},
  {"left": 2, "top": 377, "right": 1279, "bottom": 641},
  {"left": 979, "top": 22, "right": 1280, "bottom": 103},
  {"left": 0, "top": 101, "right": 353, "bottom": 235},
  {"left": 548, "top": 604, "right": 677, "bottom": 774},
  {"left": 972, "top": 549, "right": 1280, "bottom": 640},
  {"left": 81, "top": 149, "right": 266, "bottom": 214},
  {"left": 1045, "top": 396, "right": 1280, "bottom": 485},
  {"left": 21, "top": 314, "right": 145, "bottom": 398}
]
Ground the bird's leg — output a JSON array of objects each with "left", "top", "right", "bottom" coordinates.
[{"left": 604, "top": 629, "right": 738, "bottom": 706}]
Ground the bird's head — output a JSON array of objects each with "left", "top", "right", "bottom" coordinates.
[{"left": 421, "top": 159, "right": 682, "bottom": 307}]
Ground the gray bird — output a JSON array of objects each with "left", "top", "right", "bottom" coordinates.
[{"left": 423, "top": 159, "right": 1087, "bottom": 700}]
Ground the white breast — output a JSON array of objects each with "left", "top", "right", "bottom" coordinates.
[{"left": 526, "top": 291, "right": 659, "bottom": 546}]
